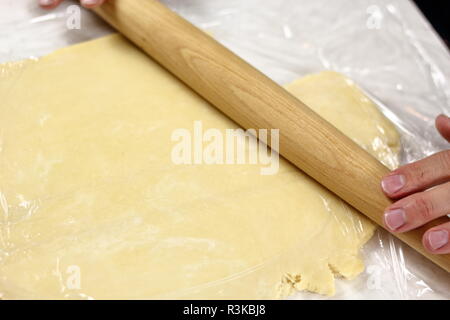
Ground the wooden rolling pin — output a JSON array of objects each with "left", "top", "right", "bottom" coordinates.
[{"left": 94, "top": 0, "right": 450, "bottom": 272}]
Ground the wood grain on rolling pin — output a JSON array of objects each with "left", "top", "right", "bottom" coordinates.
[{"left": 93, "top": 0, "right": 450, "bottom": 272}]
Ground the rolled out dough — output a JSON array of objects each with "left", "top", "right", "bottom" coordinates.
[{"left": 0, "top": 35, "right": 400, "bottom": 299}]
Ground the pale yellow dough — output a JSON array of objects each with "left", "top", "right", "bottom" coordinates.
[{"left": 0, "top": 35, "right": 400, "bottom": 299}]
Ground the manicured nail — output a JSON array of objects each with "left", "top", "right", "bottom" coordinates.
[
  {"left": 384, "top": 208, "right": 406, "bottom": 231},
  {"left": 39, "top": 0, "right": 55, "bottom": 5},
  {"left": 427, "top": 230, "right": 449, "bottom": 250},
  {"left": 381, "top": 174, "right": 406, "bottom": 195},
  {"left": 81, "top": 0, "right": 99, "bottom": 5}
]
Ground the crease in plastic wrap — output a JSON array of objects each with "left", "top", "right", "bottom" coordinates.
[{"left": 0, "top": 0, "right": 449, "bottom": 299}]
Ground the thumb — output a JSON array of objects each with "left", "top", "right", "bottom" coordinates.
[{"left": 435, "top": 114, "right": 450, "bottom": 143}]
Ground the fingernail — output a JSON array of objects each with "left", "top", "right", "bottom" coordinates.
[
  {"left": 81, "top": 0, "right": 99, "bottom": 5},
  {"left": 384, "top": 208, "right": 406, "bottom": 231},
  {"left": 381, "top": 174, "right": 406, "bottom": 195},
  {"left": 39, "top": 0, "right": 55, "bottom": 5},
  {"left": 427, "top": 230, "right": 449, "bottom": 250}
]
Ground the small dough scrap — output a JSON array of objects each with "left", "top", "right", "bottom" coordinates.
[{"left": 0, "top": 35, "right": 399, "bottom": 299}]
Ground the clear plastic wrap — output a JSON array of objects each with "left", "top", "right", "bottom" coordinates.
[{"left": 0, "top": 0, "right": 449, "bottom": 299}]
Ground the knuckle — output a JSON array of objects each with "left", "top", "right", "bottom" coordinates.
[
  {"left": 411, "top": 194, "right": 435, "bottom": 222},
  {"left": 405, "top": 162, "right": 426, "bottom": 186},
  {"left": 438, "top": 150, "right": 450, "bottom": 174}
]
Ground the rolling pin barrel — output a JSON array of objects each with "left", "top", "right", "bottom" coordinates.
[{"left": 94, "top": 0, "right": 450, "bottom": 272}]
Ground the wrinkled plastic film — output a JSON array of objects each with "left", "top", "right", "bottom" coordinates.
[{"left": 0, "top": 0, "right": 449, "bottom": 299}]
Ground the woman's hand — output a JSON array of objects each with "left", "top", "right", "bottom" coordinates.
[
  {"left": 382, "top": 114, "right": 450, "bottom": 254},
  {"left": 39, "top": 0, "right": 107, "bottom": 9}
]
